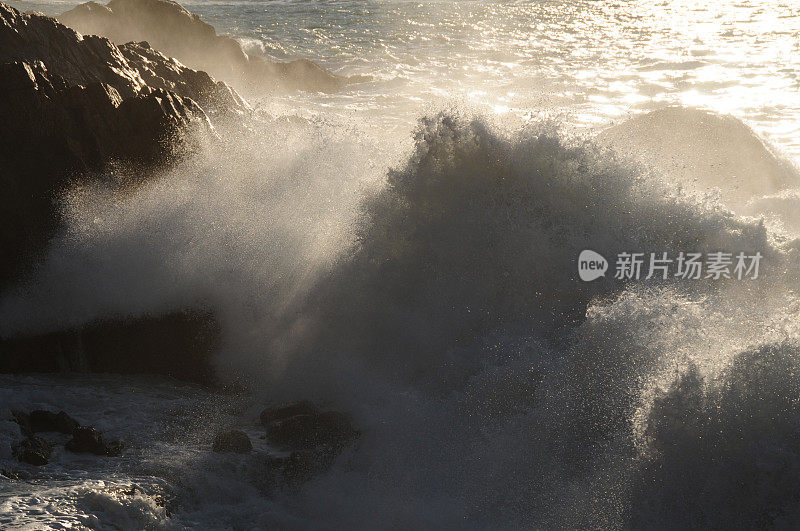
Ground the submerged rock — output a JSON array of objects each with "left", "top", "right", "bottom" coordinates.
[
  {"left": 12, "top": 409, "right": 79, "bottom": 437},
  {"left": 263, "top": 448, "right": 339, "bottom": 491},
  {"left": 58, "top": 0, "right": 368, "bottom": 95},
  {"left": 66, "top": 427, "right": 123, "bottom": 456},
  {"left": 14, "top": 436, "right": 52, "bottom": 466},
  {"left": 212, "top": 430, "right": 252, "bottom": 453}
]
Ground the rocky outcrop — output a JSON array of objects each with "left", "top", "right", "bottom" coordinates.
[
  {"left": 0, "top": 59, "right": 211, "bottom": 289},
  {"left": 13, "top": 436, "right": 52, "bottom": 466},
  {"left": 66, "top": 426, "right": 123, "bottom": 456},
  {"left": 597, "top": 107, "right": 799, "bottom": 210},
  {"left": 119, "top": 40, "right": 248, "bottom": 121},
  {"left": 0, "top": 3, "right": 245, "bottom": 287},
  {"left": 58, "top": 0, "right": 368, "bottom": 95},
  {"left": 0, "top": 310, "right": 220, "bottom": 385},
  {"left": 0, "top": 3, "right": 232, "bottom": 384},
  {"left": 1, "top": 3, "right": 247, "bottom": 117},
  {"left": 12, "top": 410, "right": 80, "bottom": 436}
]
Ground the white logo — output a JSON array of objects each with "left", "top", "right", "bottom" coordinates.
[{"left": 578, "top": 250, "right": 608, "bottom": 281}]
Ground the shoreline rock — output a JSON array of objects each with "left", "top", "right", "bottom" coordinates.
[
  {"left": 0, "top": 3, "right": 248, "bottom": 291},
  {"left": 66, "top": 426, "right": 123, "bottom": 456},
  {"left": 58, "top": 0, "right": 369, "bottom": 96},
  {"left": 0, "top": 310, "right": 220, "bottom": 386},
  {"left": 14, "top": 436, "right": 52, "bottom": 466},
  {"left": 0, "top": 3, "right": 231, "bottom": 384},
  {"left": 1, "top": 4, "right": 248, "bottom": 118}
]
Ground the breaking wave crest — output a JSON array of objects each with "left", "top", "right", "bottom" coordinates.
[{"left": 3, "top": 109, "right": 800, "bottom": 527}]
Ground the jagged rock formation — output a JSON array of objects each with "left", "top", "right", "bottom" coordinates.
[
  {"left": 0, "top": 59, "right": 211, "bottom": 289},
  {"left": 597, "top": 107, "right": 799, "bottom": 209},
  {"left": 0, "top": 3, "right": 247, "bottom": 118},
  {"left": 0, "top": 3, "right": 249, "bottom": 287},
  {"left": 120, "top": 40, "right": 248, "bottom": 121},
  {"left": 58, "top": 0, "right": 368, "bottom": 95},
  {"left": 0, "top": 3, "right": 229, "bottom": 384}
]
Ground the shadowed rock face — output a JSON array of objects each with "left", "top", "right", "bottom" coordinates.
[
  {"left": 0, "top": 310, "right": 220, "bottom": 385},
  {"left": 58, "top": 0, "right": 369, "bottom": 95},
  {"left": 0, "top": 3, "right": 227, "bottom": 383},
  {"left": 0, "top": 3, "right": 249, "bottom": 288},
  {"left": 0, "top": 60, "right": 211, "bottom": 288},
  {"left": 119, "top": 40, "right": 248, "bottom": 121},
  {"left": 597, "top": 107, "right": 800, "bottom": 210},
  {"left": 14, "top": 436, "right": 52, "bottom": 465},
  {"left": 0, "top": 4, "right": 247, "bottom": 119}
]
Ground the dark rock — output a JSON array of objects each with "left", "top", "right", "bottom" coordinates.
[
  {"left": 265, "top": 410, "right": 358, "bottom": 450},
  {"left": 0, "top": 58, "right": 212, "bottom": 289},
  {"left": 0, "top": 309, "right": 220, "bottom": 386},
  {"left": 118, "top": 41, "right": 249, "bottom": 121},
  {"left": 0, "top": 3, "right": 247, "bottom": 117},
  {"left": 65, "top": 426, "right": 123, "bottom": 456},
  {"left": 14, "top": 436, "right": 52, "bottom": 466},
  {"left": 212, "top": 429, "right": 252, "bottom": 453},
  {"left": 28, "top": 410, "right": 79, "bottom": 434},
  {"left": 282, "top": 448, "right": 337, "bottom": 485},
  {"left": 259, "top": 400, "right": 320, "bottom": 426},
  {"left": 10, "top": 410, "right": 32, "bottom": 437},
  {"left": 58, "top": 0, "right": 368, "bottom": 96},
  {"left": 0, "top": 2, "right": 227, "bottom": 385}
]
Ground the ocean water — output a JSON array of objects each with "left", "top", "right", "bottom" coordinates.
[{"left": 3, "top": 0, "right": 800, "bottom": 528}]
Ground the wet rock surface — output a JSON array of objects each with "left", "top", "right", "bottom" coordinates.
[
  {"left": 0, "top": 3, "right": 243, "bottom": 292},
  {"left": 13, "top": 436, "right": 52, "bottom": 466},
  {"left": 65, "top": 426, "right": 123, "bottom": 456},
  {"left": 266, "top": 410, "right": 359, "bottom": 449},
  {"left": 10, "top": 409, "right": 123, "bottom": 462},
  {"left": 258, "top": 401, "right": 360, "bottom": 491},
  {"left": 27, "top": 410, "right": 79, "bottom": 435},
  {"left": 58, "top": 0, "right": 368, "bottom": 95},
  {"left": 0, "top": 4, "right": 247, "bottom": 117}
]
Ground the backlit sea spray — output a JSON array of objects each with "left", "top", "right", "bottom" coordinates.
[{"left": 1, "top": 0, "right": 800, "bottom": 528}]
